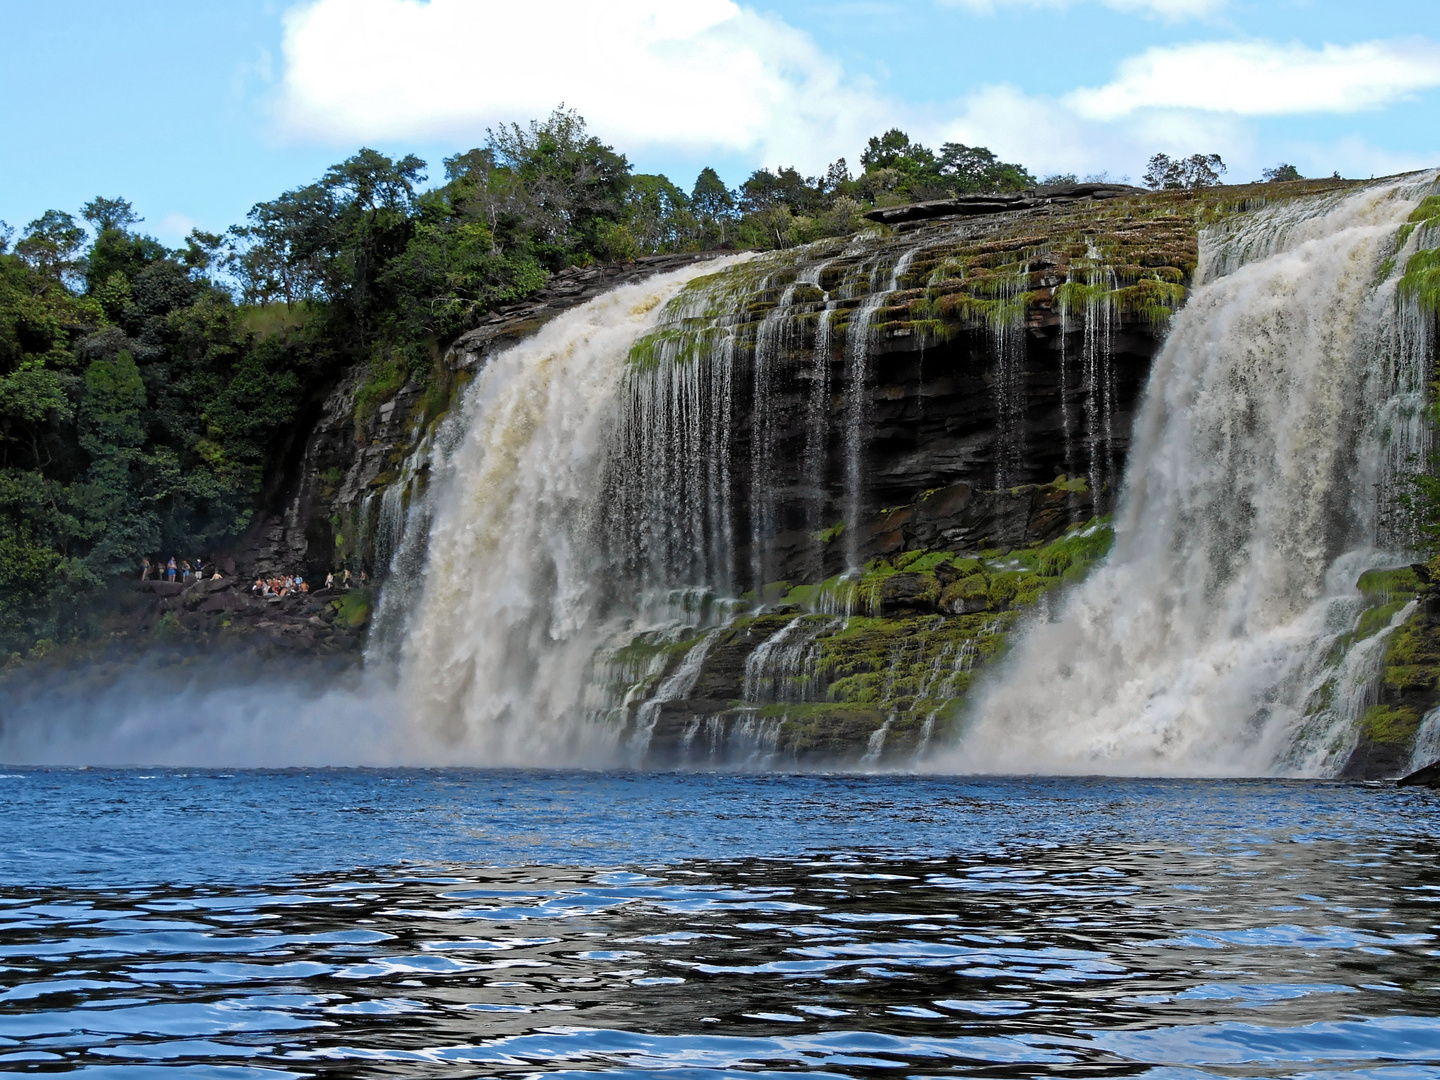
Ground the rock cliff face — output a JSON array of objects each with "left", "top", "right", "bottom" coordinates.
[
  {"left": 583, "top": 189, "right": 1213, "bottom": 766},
  {"left": 248, "top": 186, "right": 1214, "bottom": 600},
  {"left": 1341, "top": 567, "right": 1440, "bottom": 779}
]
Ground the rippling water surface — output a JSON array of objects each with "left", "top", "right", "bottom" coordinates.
[{"left": 1, "top": 769, "right": 1438, "bottom": 1077}]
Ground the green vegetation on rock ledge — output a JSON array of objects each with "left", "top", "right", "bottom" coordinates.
[
  {"left": 630, "top": 175, "right": 1362, "bottom": 375},
  {"left": 1398, "top": 195, "right": 1440, "bottom": 315},
  {"left": 606, "top": 514, "right": 1115, "bottom": 763},
  {"left": 1334, "top": 562, "right": 1440, "bottom": 777}
]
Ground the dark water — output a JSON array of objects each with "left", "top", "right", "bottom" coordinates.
[{"left": 2, "top": 769, "right": 1438, "bottom": 1077}]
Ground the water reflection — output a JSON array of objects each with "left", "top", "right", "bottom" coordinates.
[{"left": 1, "top": 772, "right": 1438, "bottom": 1075}]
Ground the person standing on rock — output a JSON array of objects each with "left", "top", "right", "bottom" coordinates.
[
  {"left": 343, "top": 568, "right": 351, "bottom": 589},
  {"left": 141, "top": 557, "right": 151, "bottom": 581},
  {"left": 167, "top": 557, "right": 176, "bottom": 583},
  {"left": 325, "top": 571, "right": 334, "bottom": 591}
]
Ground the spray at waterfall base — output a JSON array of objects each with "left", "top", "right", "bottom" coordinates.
[{"left": 5, "top": 176, "right": 1439, "bottom": 776}]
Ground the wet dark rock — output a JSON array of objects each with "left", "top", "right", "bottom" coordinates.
[
  {"left": 1399, "top": 759, "right": 1440, "bottom": 788},
  {"left": 864, "top": 184, "right": 1147, "bottom": 226},
  {"left": 876, "top": 572, "right": 940, "bottom": 616}
]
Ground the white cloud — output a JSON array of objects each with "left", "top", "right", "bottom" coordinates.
[
  {"left": 939, "top": 0, "right": 1227, "bottom": 21},
  {"left": 277, "top": 0, "right": 893, "bottom": 168},
  {"left": 1068, "top": 38, "right": 1440, "bottom": 119},
  {"left": 927, "top": 83, "right": 1249, "bottom": 182},
  {"left": 273, "top": 0, "right": 1435, "bottom": 190}
]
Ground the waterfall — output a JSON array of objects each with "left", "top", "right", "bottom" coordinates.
[
  {"left": 938, "top": 178, "right": 1438, "bottom": 776},
  {"left": 989, "top": 258, "right": 1031, "bottom": 489},
  {"left": 380, "top": 175, "right": 1435, "bottom": 775},
  {"left": 391, "top": 259, "right": 744, "bottom": 764}
]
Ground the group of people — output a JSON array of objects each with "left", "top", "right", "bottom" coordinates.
[
  {"left": 140, "top": 556, "right": 218, "bottom": 584},
  {"left": 139, "top": 554, "right": 372, "bottom": 596},
  {"left": 251, "top": 568, "right": 368, "bottom": 601},
  {"left": 253, "top": 575, "right": 310, "bottom": 600}
]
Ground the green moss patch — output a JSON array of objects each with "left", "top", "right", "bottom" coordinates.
[
  {"left": 331, "top": 588, "right": 372, "bottom": 629},
  {"left": 1360, "top": 704, "right": 1422, "bottom": 747},
  {"left": 1357, "top": 567, "right": 1423, "bottom": 600}
]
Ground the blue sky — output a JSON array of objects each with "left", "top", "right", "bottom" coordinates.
[{"left": 3, "top": 0, "right": 1437, "bottom": 246}]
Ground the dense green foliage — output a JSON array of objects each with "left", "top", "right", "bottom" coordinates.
[{"left": 0, "top": 109, "right": 1044, "bottom": 656}]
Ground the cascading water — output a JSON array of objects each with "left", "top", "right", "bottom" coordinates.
[
  {"left": 377, "top": 174, "right": 1436, "bottom": 775},
  {"left": 938, "top": 177, "right": 1439, "bottom": 776},
  {"left": 392, "top": 260, "right": 745, "bottom": 764},
  {"left": 843, "top": 246, "right": 922, "bottom": 573}
]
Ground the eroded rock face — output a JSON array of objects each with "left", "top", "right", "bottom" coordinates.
[
  {"left": 608, "top": 205, "right": 1182, "bottom": 599},
  {"left": 861, "top": 183, "right": 1147, "bottom": 226},
  {"left": 716, "top": 311, "right": 1153, "bottom": 589}
]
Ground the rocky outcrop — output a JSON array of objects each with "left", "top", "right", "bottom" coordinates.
[
  {"left": 0, "top": 573, "right": 368, "bottom": 706},
  {"left": 863, "top": 183, "right": 1146, "bottom": 226},
  {"left": 610, "top": 514, "right": 1116, "bottom": 769}
]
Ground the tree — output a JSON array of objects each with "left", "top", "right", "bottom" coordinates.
[
  {"left": 16, "top": 210, "right": 87, "bottom": 285},
  {"left": 228, "top": 148, "right": 426, "bottom": 341},
  {"left": 860, "top": 130, "right": 948, "bottom": 198},
  {"left": 1262, "top": 163, "right": 1303, "bottom": 183},
  {"left": 1143, "top": 154, "right": 1179, "bottom": 189},
  {"left": 1182, "top": 153, "right": 1227, "bottom": 188},
  {"left": 938, "top": 144, "right": 1035, "bottom": 193},
  {"left": 73, "top": 349, "right": 156, "bottom": 576},
  {"left": 1144, "top": 153, "right": 1226, "bottom": 190},
  {"left": 739, "top": 167, "right": 824, "bottom": 216},
  {"left": 85, "top": 218, "right": 167, "bottom": 299},
  {"left": 861, "top": 129, "right": 934, "bottom": 173},
  {"left": 181, "top": 229, "right": 225, "bottom": 275},
  {"left": 624, "top": 174, "right": 694, "bottom": 254},
  {"left": 691, "top": 167, "right": 735, "bottom": 219},
  {"left": 483, "top": 106, "right": 631, "bottom": 264},
  {"left": 314, "top": 148, "right": 427, "bottom": 341},
  {"left": 689, "top": 168, "right": 737, "bottom": 247},
  {"left": 82, "top": 196, "right": 142, "bottom": 233}
]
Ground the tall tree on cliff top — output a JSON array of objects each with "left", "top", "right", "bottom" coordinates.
[
  {"left": 228, "top": 149, "right": 426, "bottom": 344},
  {"left": 938, "top": 143, "right": 1036, "bottom": 194},
  {"left": 691, "top": 167, "right": 737, "bottom": 245},
  {"left": 1143, "top": 153, "right": 1227, "bottom": 190},
  {"left": 859, "top": 130, "right": 1035, "bottom": 198},
  {"left": 15, "top": 210, "right": 88, "bottom": 287},
  {"left": 484, "top": 107, "right": 631, "bottom": 265}
]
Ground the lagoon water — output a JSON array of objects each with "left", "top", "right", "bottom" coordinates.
[{"left": 1, "top": 769, "right": 1438, "bottom": 1076}]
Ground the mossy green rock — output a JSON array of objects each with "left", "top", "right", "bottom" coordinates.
[
  {"left": 616, "top": 518, "right": 1115, "bottom": 765},
  {"left": 1342, "top": 567, "right": 1440, "bottom": 778}
]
